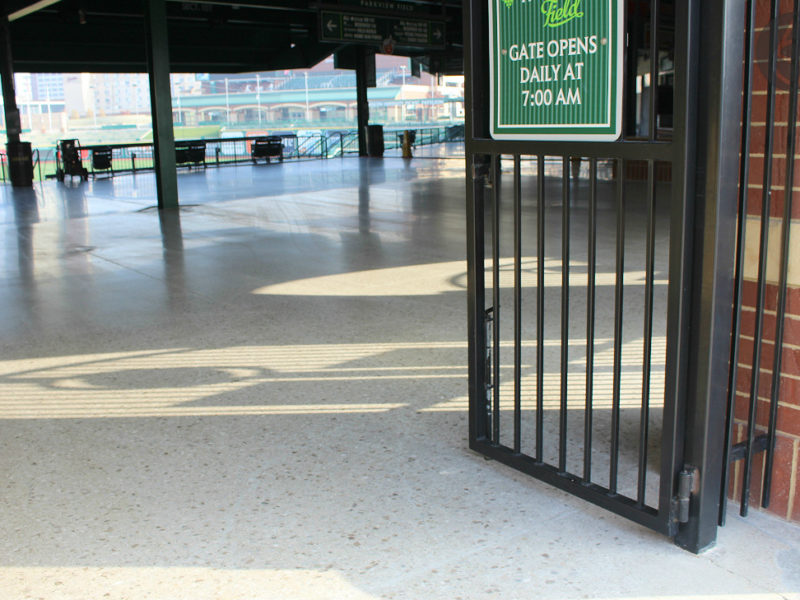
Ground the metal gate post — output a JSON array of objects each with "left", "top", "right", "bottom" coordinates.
[
  {"left": 674, "top": 0, "right": 746, "bottom": 553},
  {"left": 465, "top": 0, "right": 490, "bottom": 446}
]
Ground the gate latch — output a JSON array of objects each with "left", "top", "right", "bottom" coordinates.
[{"left": 673, "top": 466, "right": 698, "bottom": 524}]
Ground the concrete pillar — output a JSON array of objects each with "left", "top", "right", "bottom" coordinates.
[{"left": 144, "top": 0, "right": 178, "bottom": 210}]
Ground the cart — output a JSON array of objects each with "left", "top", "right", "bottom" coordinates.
[{"left": 56, "top": 139, "right": 89, "bottom": 182}]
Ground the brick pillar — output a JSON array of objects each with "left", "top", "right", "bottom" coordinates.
[{"left": 732, "top": 0, "right": 800, "bottom": 522}]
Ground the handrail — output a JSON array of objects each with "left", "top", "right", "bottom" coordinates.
[{"left": 32, "top": 149, "right": 42, "bottom": 183}]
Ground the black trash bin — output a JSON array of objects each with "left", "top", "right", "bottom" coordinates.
[
  {"left": 365, "top": 124, "right": 384, "bottom": 157},
  {"left": 7, "top": 141, "right": 33, "bottom": 187}
]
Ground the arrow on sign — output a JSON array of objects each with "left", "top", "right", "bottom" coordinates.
[
  {"left": 432, "top": 27, "right": 442, "bottom": 40},
  {"left": 327, "top": 19, "right": 336, "bottom": 32}
]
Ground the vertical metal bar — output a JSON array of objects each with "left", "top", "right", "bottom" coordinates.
[
  {"left": 610, "top": 158, "right": 625, "bottom": 495},
  {"left": 467, "top": 157, "right": 488, "bottom": 445},
  {"left": 638, "top": 159, "right": 657, "bottom": 505},
  {"left": 649, "top": 0, "right": 660, "bottom": 141},
  {"left": 623, "top": 0, "right": 638, "bottom": 137},
  {"left": 492, "top": 153, "right": 501, "bottom": 445},
  {"left": 764, "top": 0, "right": 800, "bottom": 508},
  {"left": 559, "top": 156, "right": 570, "bottom": 472},
  {"left": 513, "top": 154, "right": 522, "bottom": 454},
  {"left": 465, "top": 0, "right": 490, "bottom": 450},
  {"left": 536, "top": 154, "right": 546, "bottom": 462},
  {"left": 584, "top": 157, "right": 598, "bottom": 482},
  {"left": 721, "top": 0, "right": 756, "bottom": 527},
  {"left": 742, "top": 0, "right": 780, "bottom": 517}
]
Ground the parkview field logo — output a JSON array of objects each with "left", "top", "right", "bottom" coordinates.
[{"left": 541, "top": 0, "right": 583, "bottom": 27}]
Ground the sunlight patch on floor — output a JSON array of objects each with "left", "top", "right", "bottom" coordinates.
[
  {"left": 0, "top": 567, "right": 379, "bottom": 600},
  {"left": 0, "top": 343, "right": 466, "bottom": 419},
  {"left": 252, "top": 257, "right": 666, "bottom": 297}
]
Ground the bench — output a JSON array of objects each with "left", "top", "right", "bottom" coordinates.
[
  {"left": 175, "top": 141, "right": 206, "bottom": 169},
  {"left": 91, "top": 146, "right": 113, "bottom": 177},
  {"left": 251, "top": 136, "right": 283, "bottom": 164}
]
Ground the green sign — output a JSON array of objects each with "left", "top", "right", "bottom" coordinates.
[
  {"left": 320, "top": 10, "right": 445, "bottom": 49},
  {"left": 489, "top": 0, "right": 623, "bottom": 140}
]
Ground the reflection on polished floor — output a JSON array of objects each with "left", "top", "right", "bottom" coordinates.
[{"left": 0, "top": 156, "right": 798, "bottom": 600}]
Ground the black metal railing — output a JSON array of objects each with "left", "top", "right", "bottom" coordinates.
[
  {"left": 32, "top": 149, "right": 42, "bottom": 182},
  {"left": 386, "top": 125, "right": 465, "bottom": 150},
  {"left": 14, "top": 126, "right": 460, "bottom": 182},
  {"left": 0, "top": 125, "right": 463, "bottom": 184}
]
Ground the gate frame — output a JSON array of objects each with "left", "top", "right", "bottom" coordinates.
[{"left": 464, "top": 0, "right": 744, "bottom": 553}]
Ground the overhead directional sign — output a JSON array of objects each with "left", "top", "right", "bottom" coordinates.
[
  {"left": 489, "top": 0, "right": 623, "bottom": 141},
  {"left": 320, "top": 10, "right": 446, "bottom": 49}
]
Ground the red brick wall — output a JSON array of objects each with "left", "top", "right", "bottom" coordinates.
[{"left": 730, "top": 0, "right": 800, "bottom": 522}]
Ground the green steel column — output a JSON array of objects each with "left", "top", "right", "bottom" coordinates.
[
  {"left": 0, "top": 16, "right": 21, "bottom": 145},
  {"left": 2, "top": 14, "right": 33, "bottom": 188},
  {"left": 355, "top": 48, "right": 369, "bottom": 157},
  {"left": 144, "top": 0, "right": 178, "bottom": 210}
]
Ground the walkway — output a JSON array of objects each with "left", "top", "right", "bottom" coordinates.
[{"left": 0, "top": 158, "right": 798, "bottom": 600}]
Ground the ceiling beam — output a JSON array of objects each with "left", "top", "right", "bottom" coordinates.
[{"left": 7, "top": 0, "right": 62, "bottom": 21}]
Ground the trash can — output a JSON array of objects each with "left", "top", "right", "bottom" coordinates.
[
  {"left": 402, "top": 130, "right": 415, "bottom": 158},
  {"left": 365, "top": 124, "right": 384, "bottom": 157},
  {"left": 7, "top": 141, "right": 33, "bottom": 187}
]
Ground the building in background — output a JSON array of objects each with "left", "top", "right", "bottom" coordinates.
[
  {"left": 63, "top": 73, "right": 92, "bottom": 117},
  {"left": 1, "top": 58, "right": 464, "bottom": 148},
  {"left": 30, "top": 73, "right": 64, "bottom": 102},
  {"left": 90, "top": 73, "right": 150, "bottom": 115}
]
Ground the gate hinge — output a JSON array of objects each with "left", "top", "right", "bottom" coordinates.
[{"left": 672, "top": 466, "right": 699, "bottom": 524}]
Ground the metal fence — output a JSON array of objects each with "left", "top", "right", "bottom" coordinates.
[
  {"left": 1, "top": 125, "right": 462, "bottom": 182},
  {"left": 49, "top": 134, "right": 324, "bottom": 180},
  {"left": 385, "top": 126, "right": 464, "bottom": 150}
]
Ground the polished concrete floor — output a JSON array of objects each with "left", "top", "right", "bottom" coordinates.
[{"left": 0, "top": 156, "right": 799, "bottom": 600}]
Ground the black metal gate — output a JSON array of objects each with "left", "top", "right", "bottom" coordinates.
[{"left": 465, "top": 0, "right": 745, "bottom": 552}]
